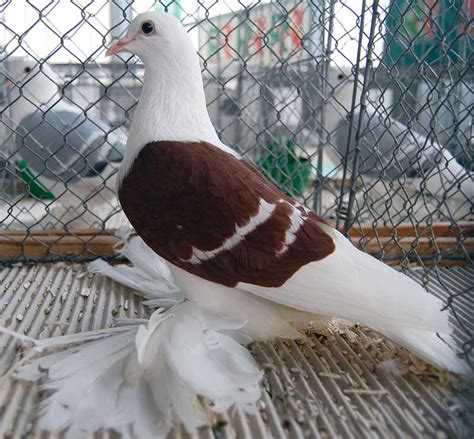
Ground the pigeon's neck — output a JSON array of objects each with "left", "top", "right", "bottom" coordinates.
[{"left": 119, "top": 65, "right": 219, "bottom": 185}]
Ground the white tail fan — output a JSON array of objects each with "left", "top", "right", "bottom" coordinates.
[{"left": 1, "top": 303, "right": 262, "bottom": 438}]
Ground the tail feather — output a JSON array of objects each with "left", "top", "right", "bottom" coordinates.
[
  {"left": 239, "top": 226, "right": 468, "bottom": 374},
  {"left": 378, "top": 327, "right": 469, "bottom": 375}
]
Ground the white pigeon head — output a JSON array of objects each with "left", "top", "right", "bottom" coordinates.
[
  {"left": 108, "top": 11, "right": 223, "bottom": 177},
  {"left": 106, "top": 11, "right": 197, "bottom": 69}
]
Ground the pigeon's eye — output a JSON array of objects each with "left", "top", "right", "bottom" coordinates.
[
  {"left": 141, "top": 21, "right": 155, "bottom": 35},
  {"left": 24, "top": 66, "right": 32, "bottom": 73}
]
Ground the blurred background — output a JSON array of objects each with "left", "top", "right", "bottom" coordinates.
[{"left": 0, "top": 0, "right": 472, "bottom": 265}]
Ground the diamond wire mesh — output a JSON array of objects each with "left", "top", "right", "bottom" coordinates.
[{"left": 0, "top": 1, "right": 472, "bottom": 355}]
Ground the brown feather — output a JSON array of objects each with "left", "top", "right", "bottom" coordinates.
[{"left": 119, "top": 141, "right": 335, "bottom": 288}]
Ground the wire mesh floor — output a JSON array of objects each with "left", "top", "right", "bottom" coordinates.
[{"left": 0, "top": 263, "right": 472, "bottom": 438}]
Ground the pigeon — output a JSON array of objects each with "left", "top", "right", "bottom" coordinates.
[
  {"left": 326, "top": 68, "right": 473, "bottom": 201},
  {"left": 2, "top": 59, "right": 126, "bottom": 226},
  {"left": 0, "top": 13, "right": 467, "bottom": 438},
  {"left": 106, "top": 11, "right": 467, "bottom": 375}
]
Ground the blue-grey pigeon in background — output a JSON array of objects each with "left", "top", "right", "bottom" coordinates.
[
  {"left": 325, "top": 68, "right": 473, "bottom": 203},
  {"left": 2, "top": 58, "right": 127, "bottom": 227}
]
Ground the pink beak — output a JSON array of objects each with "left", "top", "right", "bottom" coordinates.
[{"left": 106, "top": 36, "right": 134, "bottom": 56}]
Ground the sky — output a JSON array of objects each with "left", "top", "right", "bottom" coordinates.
[{"left": 0, "top": 0, "right": 390, "bottom": 67}]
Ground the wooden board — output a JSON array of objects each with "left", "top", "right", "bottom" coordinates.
[
  {"left": 0, "top": 229, "right": 118, "bottom": 260},
  {"left": 0, "top": 222, "right": 472, "bottom": 264}
]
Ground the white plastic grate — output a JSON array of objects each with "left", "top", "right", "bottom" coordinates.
[{"left": 0, "top": 264, "right": 472, "bottom": 438}]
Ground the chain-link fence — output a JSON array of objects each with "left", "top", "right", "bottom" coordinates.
[{"left": 0, "top": 0, "right": 472, "bottom": 266}]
